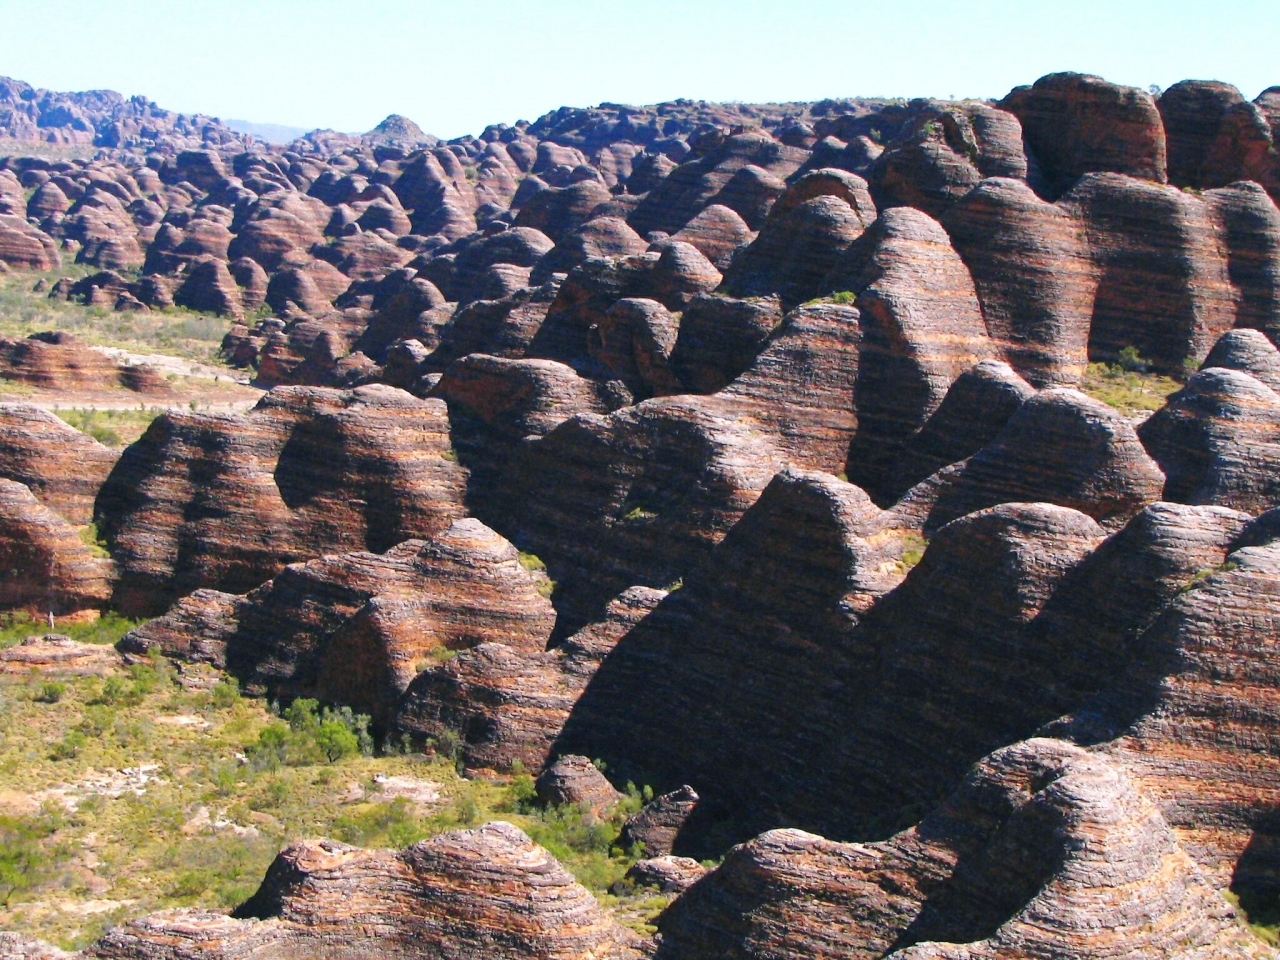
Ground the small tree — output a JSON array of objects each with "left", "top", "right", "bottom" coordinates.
[
  {"left": 211, "top": 676, "right": 240, "bottom": 710},
  {"left": 316, "top": 721, "right": 359, "bottom": 763},
  {"left": 0, "top": 817, "right": 45, "bottom": 907}
]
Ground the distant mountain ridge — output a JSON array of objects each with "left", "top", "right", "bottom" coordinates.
[
  {"left": 0, "top": 75, "right": 250, "bottom": 153},
  {"left": 224, "top": 119, "right": 312, "bottom": 145}
]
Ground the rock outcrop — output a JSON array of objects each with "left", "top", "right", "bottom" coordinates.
[
  {"left": 1002, "top": 72, "right": 1168, "bottom": 198},
  {"left": 928, "top": 388, "right": 1165, "bottom": 531},
  {"left": 1139, "top": 365, "right": 1280, "bottom": 517},
  {"left": 942, "top": 177, "right": 1096, "bottom": 386},
  {"left": 124, "top": 518, "right": 551, "bottom": 723},
  {"left": 95, "top": 385, "right": 468, "bottom": 616},
  {"left": 0, "top": 403, "right": 117, "bottom": 524},
  {"left": 0, "top": 479, "right": 112, "bottom": 615},
  {"left": 78, "top": 823, "right": 636, "bottom": 960},
  {"left": 830, "top": 207, "right": 995, "bottom": 498},
  {"left": 655, "top": 738, "right": 1258, "bottom": 960},
  {"left": 535, "top": 755, "right": 622, "bottom": 813}
]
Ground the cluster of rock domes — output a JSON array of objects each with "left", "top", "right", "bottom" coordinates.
[{"left": 4, "top": 71, "right": 1280, "bottom": 959}]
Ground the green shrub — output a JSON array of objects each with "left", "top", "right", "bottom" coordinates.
[
  {"left": 316, "top": 721, "right": 359, "bottom": 763},
  {"left": 284, "top": 698, "right": 320, "bottom": 733},
  {"left": 211, "top": 677, "right": 240, "bottom": 710},
  {"left": 0, "top": 815, "right": 53, "bottom": 907},
  {"left": 96, "top": 675, "right": 130, "bottom": 706},
  {"left": 35, "top": 682, "right": 66, "bottom": 704},
  {"left": 50, "top": 730, "right": 86, "bottom": 760}
]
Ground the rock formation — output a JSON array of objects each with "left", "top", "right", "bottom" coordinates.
[
  {"left": 0, "top": 479, "right": 112, "bottom": 615},
  {"left": 927, "top": 387, "right": 1165, "bottom": 531},
  {"left": 655, "top": 738, "right": 1258, "bottom": 960},
  {"left": 123, "top": 519, "right": 554, "bottom": 723},
  {"left": 70, "top": 823, "right": 638, "bottom": 960},
  {"left": 0, "top": 403, "right": 117, "bottom": 523},
  {"left": 95, "top": 385, "right": 469, "bottom": 616}
]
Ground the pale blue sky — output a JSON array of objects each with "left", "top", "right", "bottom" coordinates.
[{"left": 0, "top": 0, "right": 1276, "bottom": 139}]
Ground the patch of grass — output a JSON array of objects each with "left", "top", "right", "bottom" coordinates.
[
  {"left": 0, "top": 611, "right": 141, "bottom": 650},
  {"left": 0, "top": 268, "right": 236, "bottom": 362},
  {"left": 55, "top": 408, "right": 162, "bottom": 448},
  {"left": 1080, "top": 361, "right": 1182, "bottom": 416},
  {"left": 895, "top": 533, "right": 928, "bottom": 573},
  {"left": 77, "top": 523, "right": 111, "bottom": 558},
  {"left": 1178, "top": 560, "right": 1239, "bottom": 594},
  {"left": 517, "top": 551, "right": 556, "bottom": 599},
  {"left": 1225, "top": 889, "right": 1280, "bottom": 946},
  {"left": 0, "top": 649, "right": 664, "bottom": 947}
]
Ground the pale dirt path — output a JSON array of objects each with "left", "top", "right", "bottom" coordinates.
[{"left": 91, "top": 345, "right": 254, "bottom": 384}]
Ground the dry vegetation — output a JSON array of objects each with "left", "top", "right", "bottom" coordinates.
[
  {"left": 1079, "top": 356, "right": 1184, "bottom": 416},
  {"left": 0, "top": 266, "right": 238, "bottom": 362},
  {"left": 0, "top": 615, "right": 671, "bottom": 949}
]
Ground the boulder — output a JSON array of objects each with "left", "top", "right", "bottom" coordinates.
[
  {"left": 625, "top": 856, "right": 707, "bottom": 893},
  {"left": 535, "top": 755, "right": 622, "bottom": 813},
  {"left": 928, "top": 388, "right": 1165, "bottom": 531},
  {"left": 1001, "top": 71, "right": 1168, "bottom": 198},
  {"left": 619, "top": 786, "right": 700, "bottom": 858}
]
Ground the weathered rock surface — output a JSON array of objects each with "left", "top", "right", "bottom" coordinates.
[
  {"left": 667, "top": 293, "right": 784, "bottom": 394},
  {"left": 0, "top": 403, "right": 117, "bottom": 524},
  {"left": 0, "top": 479, "right": 112, "bottom": 615},
  {"left": 1064, "top": 173, "right": 1236, "bottom": 371},
  {"left": 1138, "top": 366, "right": 1280, "bottom": 514},
  {"left": 885, "top": 360, "right": 1034, "bottom": 500},
  {"left": 124, "top": 519, "right": 554, "bottom": 723},
  {"left": 1002, "top": 72, "right": 1168, "bottom": 198},
  {"left": 724, "top": 170, "right": 877, "bottom": 307},
  {"left": 871, "top": 101, "right": 1027, "bottom": 219},
  {"left": 0, "top": 332, "right": 124, "bottom": 391},
  {"left": 831, "top": 207, "right": 995, "bottom": 498},
  {"left": 501, "top": 395, "right": 788, "bottom": 629},
  {"left": 431, "top": 353, "right": 610, "bottom": 517},
  {"left": 95, "top": 385, "right": 468, "bottom": 616},
  {"left": 0, "top": 215, "right": 59, "bottom": 270},
  {"left": 74, "top": 823, "right": 636, "bottom": 960},
  {"left": 535, "top": 755, "right": 622, "bottom": 813},
  {"left": 625, "top": 856, "right": 706, "bottom": 893},
  {"left": 0, "top": 633, "right": 123, "bottom": 676},
  {"left": 1207, "top": 181, "right": 1280, "bottom": 344},
  {"left": 928, "top": 388, "right": 1165, "bottom": 531},
  {"left": 1050, "top": 538, "right": 1280, "bottom": 897},
  {"left": 618, "top": 786, "right": 700, "bottom": 858},
  {"left": 655, "top": 738, "right": 1258, "bottom": 960},
  {"left": 395, "top": 586, "right": 666, "bottom": 774},
  {"left": 943, "top": 177, "right": 1096, "bottom": 385}
]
